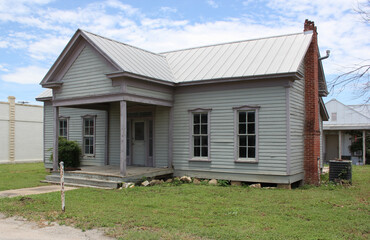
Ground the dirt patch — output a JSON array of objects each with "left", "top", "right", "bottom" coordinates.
[{"left": 0, "top": 213, "right": 114, "bottom": 240}]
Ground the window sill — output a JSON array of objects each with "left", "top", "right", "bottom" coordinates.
[
  {"left": 83, "top": 154, "right": 95, "bottom": 158},
  {"left": 189, "top": 158, "right": 211, "bottom": 162},
  {"left": 235, "top": 159, "right": 258, "bottom": 163}
]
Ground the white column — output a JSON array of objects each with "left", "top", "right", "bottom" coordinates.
[
  {"left": 168, "top": 107, "right": 174, "bottom": 168},
  {"left": 120, "top": 101, "right": 127, "bottom": 176},
  {"left": 363, "top": 130, "right": 366, "bottom": 165},
  {"left": 338, "top": 130, "right": 342, "bottom": 159},
  {"left": 8, "top": 96, "right": 15, "bottom": 162},
  {"left": 53, "top": 106, "right": 59, "bottom": 171}
]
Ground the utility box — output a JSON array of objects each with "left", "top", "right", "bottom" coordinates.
[{"left": 329, "top": 160, "right": 352, "bottom": 183}]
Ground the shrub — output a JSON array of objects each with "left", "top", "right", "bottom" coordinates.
[{"left": 50, "top": 137, "right": 81, "bottom": 168}]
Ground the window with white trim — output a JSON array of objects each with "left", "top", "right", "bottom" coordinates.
[
  {"left": 83, "top": 117, "right": 95, "bottom": 155},
  {"left": 234, "top": 106, "right": 259, "bottom": 162},
  {"left": 59, "top": 118, "right": 68, "bottom": 139},
  {"left": 189, "top": 109, "right": 211, "bottom": 161}
]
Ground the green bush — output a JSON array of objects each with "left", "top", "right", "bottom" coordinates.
[{"left": 50, "top": 137, "right": 81, "bottom": 168}]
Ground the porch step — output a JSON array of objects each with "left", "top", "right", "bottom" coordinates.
[
  {"left": 45, "top": 175, "right": 122, "bottom": 189},
  {"left": 40, "top": 180, "right": 112, "bottom": 190}
]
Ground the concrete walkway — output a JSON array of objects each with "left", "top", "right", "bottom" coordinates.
[
  {"left": 0, "top": 185, "right": 77, "bottom": 198},
  {"left": 0, "top": 213, "right": 114, "bottom": 240}
]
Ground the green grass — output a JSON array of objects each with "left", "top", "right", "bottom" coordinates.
[
  {"left": 0, "top": 166, "right": 369, "bottom": 239},
  {"left": 0, "top": 162, "right": 48, "bottom": 191}
]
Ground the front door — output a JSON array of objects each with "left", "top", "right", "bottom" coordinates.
[
  {"left": 132, "top": 120, "right": 146, "bottom": 166},
  {"left": 326, "top": 134, "right": 339, "bottom": 161}
]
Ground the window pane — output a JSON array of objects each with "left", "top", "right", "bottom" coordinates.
[
  {"left": 247, "top": 111, "right": 255, "bottom": 123},
  {"left": 201, "top": 114, "right": 207, "bottom": 123},
  {"left": 193, "top": 124, "right": 200, "bottom": 134},
  {"left": 149, "top": 139, "right": 153, "bottom": 157},
  {"left": 239, "top": 147, "right": 246, "bottom": 158},
  {"left": 247, "top": 123, "right": 255, "bottom": 134},
  {"left": 248, "top": 147, "right": 255, "bottom": 158},
  {"left": 194, "top": 114, "right": 200, "bottom": 124},
  {"left": 194, "top": 147, "right": 200, "bottom": 157},
  {"left": 89, "top": 126, "right": 94, "bottom": 135},
  {"left": 135, "top": 122, "right": 144, "bottom": 140},
  {"left": 239, "top": 123, "right": 246, "bottom": 134},
  {"left": 239, "top": 136, "right": 246, "bottom": 146},
  {"left": 194, "top": 136, "right": 200, "bottom": 146},
  {"left": 201, "top": 136, "right": 208, "bottom": 146},
  {"left": 248, "top": 135, "right": 256, "bottom": 147},
  {"left": 85, "top": 146, "right": 89, "bottom": 154},
  {"left": 202, "top": 147, "right": 208, "bottom": 157},
  {"left": 239, "top": 112, "right": 246, "bottom": 123},
  {"left": 201, "top": 124, "right": 207, "bottom": 134},
  {"left": 89, "top": 146, "right": 94, "bottom": 154},
  {"left": 149, "top": 120, "right": 153, "bottom": 138}
]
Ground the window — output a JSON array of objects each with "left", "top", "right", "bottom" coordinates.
[
  {"left": 234, "top": 106, "right": 259, "bottom": 162},
  {"left": 59, "top": 118, "right": 68, "bottom": 139},
  {"left": 188, "top": 108, "right": 211, "bottom": 161},
  {"left": 331, "top": 112, "right": 337, "bottom": 121},
  {"left": 83, "top": 116, "right": 95, "bottom": 155}
]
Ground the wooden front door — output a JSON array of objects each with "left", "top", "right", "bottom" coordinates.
[{"left": 326, "top": 134, "right": 339, "bottom": 161}]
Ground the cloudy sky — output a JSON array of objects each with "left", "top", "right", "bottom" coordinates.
[{"left": 0, "top": 0, "right": 369, "bottom": 105}]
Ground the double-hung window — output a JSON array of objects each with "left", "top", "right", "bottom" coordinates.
[
  {"left": 234, "top": 106, "right": 259, "bottom": 162},
  {"left": 59, "top": 117, "right": 68, "bottom": 139},
  {"left": 189, "top": 109, "right": 211, "bottom": 161},
  {"left": 83, "top": 116, "right": 95, "bottom": 156}
]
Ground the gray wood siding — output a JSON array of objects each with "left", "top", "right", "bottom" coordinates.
[
  {"left": 55, "top": 44, "right": 120, "bottom": 99},
  {"left": 43, "top": 102, "right": 107, "bottom": 168},
  {"left": 173, "top": 86, "right": 288, "bottom": 176},
  {"left": 109, "top": 102, "right": 120, "bottom": 165},
  {"left": 44, "top": 102, "right": 53, "bottom": 168},
  {"left": 289, "top": 78, "right": 305, "bottom": 174},
  {"left": 154, "top": 106, "right": 169, "bottom": 167},
  {"left": 126, "top": 86, "right": 172, "bottom": 101}
]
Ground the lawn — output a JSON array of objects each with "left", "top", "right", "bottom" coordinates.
[
  {"left": 0, "top": 162, "right": 48, "bottom": 191},
  {"left": 0, "top": 164, "right": 369, "bottom": 239}
]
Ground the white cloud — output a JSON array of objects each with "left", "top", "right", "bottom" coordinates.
[
  {"left": 28, "top": 36, "right": 69, "bottom": 60},
  {"left": 207, "top": 0, "right": 219, "bottom": 8},
  {"left": 1, "top": 66, "right": 48, "bottom": 84},
  {"left": 160, "top": 7, "right": 177, "bottom": 13},
  {"left": 0, "top": 64, "right": 8, "bottom": 72}
]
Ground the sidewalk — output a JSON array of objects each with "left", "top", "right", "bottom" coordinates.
[{"left": 0, "top": 185, "right": 77, "bottom": 198}]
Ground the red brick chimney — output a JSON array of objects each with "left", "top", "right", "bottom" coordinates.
[{"left": 303, "top": 19, "right": 320, "bottom": 185}]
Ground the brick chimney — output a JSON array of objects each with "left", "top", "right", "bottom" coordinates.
[{"left": 303, "top": 20, "right": 320, "bottom": 185}]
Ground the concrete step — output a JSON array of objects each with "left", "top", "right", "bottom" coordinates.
[
  {"left": 62, "top": 171, "right": 124, "bottom": 182},
  {"left": 40, "top": 180, "right": 113, "bottom": 190},
  {"left": 45, "top": 175, "right": 122, "bottom": 189}
]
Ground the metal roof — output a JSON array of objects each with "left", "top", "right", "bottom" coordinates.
[
  {"left": 81, "top": 30, "right": 175, "bottom": 82},
  {"left": 161, "top": 32, "right": 313, "bottom": 82},
  {"left": 35, "top": 89, "right": 52, "bottom": 99}
]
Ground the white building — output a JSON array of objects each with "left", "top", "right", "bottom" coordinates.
[
  {"left": 323, "top": 99, "right": 369, "bottom": 165},
  {"left": 0, "top": 96, "right": 43, "bottom": 163}
]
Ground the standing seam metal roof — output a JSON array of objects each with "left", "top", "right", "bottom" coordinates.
[{"left": 72, "top": 30, "right": 313, "bottom": 83}]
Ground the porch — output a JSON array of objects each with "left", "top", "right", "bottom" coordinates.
[{"left": 44, "top": 166, "right": 174, "bottom": 189}]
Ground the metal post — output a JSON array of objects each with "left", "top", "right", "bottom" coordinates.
[
  {"left": 338, "top": 130, "right": 342, "bottom": 159},
  {"left": 363, "top": 130, "right": 366, "bottom": 165},
  {"left": 60, "top": 161, "right": 65, "bottom": 212}
]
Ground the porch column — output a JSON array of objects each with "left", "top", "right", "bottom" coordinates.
[
  {"left": 338, "top": 130, "right": 342, "bottom": 159},
  {"left": 363, "top": 130, "right": 366, "bottom": 165},
  {"left": 168, "top": 107, "right": 174, "bottom": 168},
  {"left": 120, "top": 101, "right": 127, "bottom": 176},
  {"left": 53, "top": 106, "right": 59, "bottom": 171}
]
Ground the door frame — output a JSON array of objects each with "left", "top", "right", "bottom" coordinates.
[{"left": 127, "top": 108, "right": 155, "bottom": 167}]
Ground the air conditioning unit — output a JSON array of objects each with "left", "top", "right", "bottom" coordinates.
[{"left": 329, "top": 160, "right": 352, "bottom": 183}]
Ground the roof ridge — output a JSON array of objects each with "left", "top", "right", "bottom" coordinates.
[
  {"left": 79, "top": 29, "right": 167, "bottom": 59},
  {"left": 160, "top": 32, "right": 306, "bottom": 54}
]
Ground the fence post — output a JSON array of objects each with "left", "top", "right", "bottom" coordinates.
[{"left": 60, "top": 161, "right": 65, "bottom": 212}]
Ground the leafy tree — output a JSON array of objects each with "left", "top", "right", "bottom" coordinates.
[
  {"left": 50, "top": 137, "right": 81, "bottom": 168},
  {"left": 346, "top": 130, "right": 370, "bottom": 164}
]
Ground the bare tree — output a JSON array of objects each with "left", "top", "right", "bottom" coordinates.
[{"left": 328, "top": 1, "right": 370, "bottom": 103}]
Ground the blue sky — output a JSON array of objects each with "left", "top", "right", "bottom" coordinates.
[{"left": 0, "top": 0, "right": 369, "bottom": 105}]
